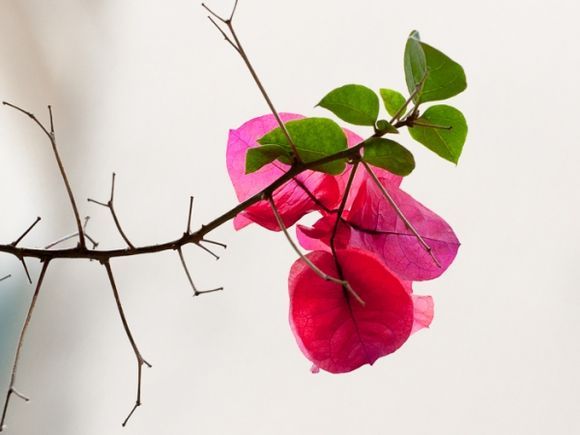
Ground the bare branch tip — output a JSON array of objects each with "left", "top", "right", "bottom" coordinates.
[{"left": 195, "top": 287, "right": 224, "bottom": 297}]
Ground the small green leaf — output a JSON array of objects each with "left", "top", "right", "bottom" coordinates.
[
  {"left": 409, "top": 105, "right": 467, "bottom": 163},
  {"left": 376, "top": 119, "right": 399, "bottom": 134},
  {"left": 245, "top": 144, "right": 290, "bottom": 174},
  {"left": 259, "top": 117, "right": 348, "bottom": 174},
  {"left": 379, "top": 88, "right": 406, "bottom": 117},
  {"left": 317, "top": 84, "right": 379, "bottom": 126},
  {"left": 363, "top": 138, "right": 415, "bottom": 176},
  {"left": 404, "top": 31, "right": 467, "bottom": 104}
]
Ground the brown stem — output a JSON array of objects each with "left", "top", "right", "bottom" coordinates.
[
  {"left": 18, "top": 257, "right": 32, "bottom": 284},
  {"left": 0, "top": 261, "right": 50, "bottom": 432},
  {"left": 361, "top": 160, "right": 441, "bottom": 268},
  {"left": 11, "top": 217, "right": 41, "bottom": 247},
  {"left": 177, "top": 247, "right": 223, "bottom": 297},
  {"left": 88, "top": 173, "right": 135, "bottom": 249},
  {"left": 3, "top": 102, "right": 86, "bottom": 249},
  {"left": 390, "top": 73, "right": 428, "bottom": 124},
  {"left": 266, "top": 195, "right": 364, "bottom": 306},
  {"left": 186, "top": 196, "right": 194, "bottom": 235},
  {"left": 202, "top": 2, "right": 301, "bottom": 161},
  {"left": 102, "top": 260, "right": 151, "bottom": 427},
  {"left": 0, "top": 140, "right": 368, "bottom": 262},
  {"left": 329, "top": 161, "right": 359, "bottom": 279}
]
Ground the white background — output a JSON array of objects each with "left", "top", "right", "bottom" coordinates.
[{"left": 0, "top": 1, "right": 579, "bottom": 434}]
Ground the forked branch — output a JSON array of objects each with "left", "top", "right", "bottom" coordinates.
[
  {"left": 88, "top": 173, "right": 135, "bottom": 249},
  {"left": 102, "top": 260, "right": 151, "bottom": 427},
  {"left": 202, "top": 1, "right": 301, "bottom": 161},
  {"left": 2, "top": 102, "right": 86, "bottom": 249},
  {"left": 266, "top": 195, "right": 365, "bottom": 306},
  {"left": 177, "top": 247, "right": 223, "bottom": 297},
  {"left": 0, "top": 261, "right": 50, "bottom": 432}
]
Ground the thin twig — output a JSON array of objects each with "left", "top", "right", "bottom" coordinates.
[
  {"left": 11, "top": 217, "right": 41, "bottom": 247},
  {"left": 186, "top": 196, "right": 194, "bottom": 235},
  {"left": 44, "top": 232, "right": 80, "bottom": 249},
  {"left": 194, "top": 242, "right": 220, "bottom": 260},
  {"left": 88, "top": 173, "right": 135, "bottom": 249},
  {"left": 18, "top": 258, "right": 32, "bottom": 284},
  {"left": 201, "top": 2, "right": 227, "bottom": 22},
  {"left": 0, "top": 261, "right": 50, "bottom": 432},
  {"left": 207, "top": 16, "right": 239, "bottom": 52},
  {"left": 48, "top": 105, "right": 54, "bottom": 136},
  {"left": 102, "top": 260, "right": 151, "bottom": 427},
  {"left": 328, "top": 161, "right": 359, "bottom": 287},
  {"left": 0, "top": 275, "right": 11, "bottom": 283},
  {"left": 200, "top": 238, "right": 227, "bottom": 249},
  {"left": 44, "top": 217, "right": 98, "bottom": 249},
  {"left": 177, "top": 248, "right": 223, "bottom": 297},
  {"left": 361, "top": 160, "right": 441, "bottom": 268},
  {"left": 410, "top": 120, "right": 452, "bottom": 130},
  {"left": 228, "top": 0, "right": 239, "bottom": 21},
  {"left": 266, "top": 195, "right": 365, "bottom": 306},
  {"left": 389, "top": 73, "right": 427, "bottom": 124},
  {"left": 203, "top": 2, "right": 301, "bottom": 161},
  {"left": 3, "top": 102, "right": 86, "bottom": 249},
  {"left": 0, "top": 140, "right": 369, "bottom": 261}
]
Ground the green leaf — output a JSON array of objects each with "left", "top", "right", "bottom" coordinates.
[
  {"left": 363, "top": 138, "right": 415, "bottom": 176},
  {"left": 379, "top": 88, "right": 406, "bottom": 117},
  {"left": 245, "top": 144, "right": 290, "bottom": 174},
  {"left": 409, "top": 105, "right": 468, "bottom": 163},
  {"left": 376, "top": 119, "right": 399, "bottom": 134},
  {"left": 317, "top": 84, "right": 379, "bottom": 126},
  {"left": 404, "top": 30, "right": 467, "bottom": 104},
  {"left": 258, "top": 117, "right": 348, "bottom": 174}
]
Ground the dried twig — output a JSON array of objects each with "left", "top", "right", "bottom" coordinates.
[
  {"left": 11, "top": 217, "right": 41, "bottom": 247},
  {"left": 0, "top": 261, "right": 50, "bottom": 432},
  {"left": 3, "top": 102, "right": 86, "bottom": 249},
  {"left": 0, "top": 2, "right": 428, "bottom": 428},
  {"left": 177, "top": 247, "right": 223, "bottom": 297},
  {"left": 18, "top": 258, "right": 32, "bottom": 284},
  {"left": 186, "top": 196, "right": 194, "bottom": 235},
  {"left": 102, "top": 260, "right": 151, "bottom": 427},
  {"left": 202, "top": 2, "right": 301, "bottom": 161},
  {"left": 44, "top": 217, "right": 98, "bottom": 250},
  {"left": 0, "top": 275, "right": 11, "bottom": 283},
  {"left": 88, "top": 173, "right": 135, "bottom": 249}
]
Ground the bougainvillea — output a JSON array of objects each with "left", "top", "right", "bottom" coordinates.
[
  {"left": 0, "top": 4, "right": 468, "bottom": 429},
  {"left": 226, "top": 30, "right": 467, "bottom": 373}
]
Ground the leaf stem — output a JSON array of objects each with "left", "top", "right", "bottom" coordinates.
[
  {"left": 361, "top": 160, "right": 441, "bottom": 268},
  {"left": 266, "top": 194, "right": 365, "bottom": 306}
]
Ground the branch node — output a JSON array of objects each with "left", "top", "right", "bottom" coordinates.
[
  {"left": 177, "top": 247, "right": 222, "bottom": 296},
  {"left": 88, "top": 173, "right": 135, "bottom": 249},
  {"left": 10, "top": 388, "right": 30, "bottom": 402}
]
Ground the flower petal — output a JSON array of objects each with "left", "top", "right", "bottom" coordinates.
[
  {"left": 288, "top": 248, "right": 414, "bottom": 373},
  {"left": 227, "top": 113, "right": 341, "bottom": 230}
]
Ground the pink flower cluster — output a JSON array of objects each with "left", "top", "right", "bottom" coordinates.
[{"left": 227, "top": 113, "right": 459, "bottom": 374}]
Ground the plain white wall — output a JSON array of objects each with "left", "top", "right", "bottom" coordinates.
[{"left": 1, "top": 1, "right": 579, "bottom": 434}]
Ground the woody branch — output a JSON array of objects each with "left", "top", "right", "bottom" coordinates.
[{"left": 0, "top": 1, "right": 439, "bottom": 430}]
